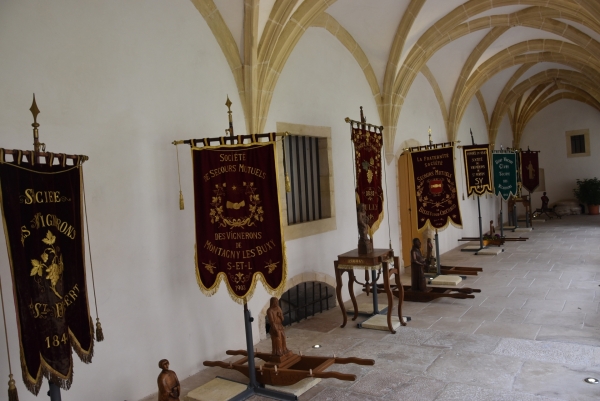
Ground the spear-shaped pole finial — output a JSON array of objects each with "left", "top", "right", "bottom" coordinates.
[
  {"left": 225, "top": 96, "right": 234, "bottom": 137},
  {"left": 30, "top": 94, "right": 44, "bottom": 153},
  {"left": 428, "top": 127, "right": 432, "bottom": 146},
  {"left": 359, "top": 106, "right": 366, "bottom": 129}
]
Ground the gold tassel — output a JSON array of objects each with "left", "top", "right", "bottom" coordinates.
[
  {"left": 179, "top": 190, "right": 185, "bottom": 210},
  {"left": 95, "top": 319, "right": 104, "bottom": 342},
  {"left": 285, "top": 175, "right": 291, "bottom": 193},
  {"left": 8, "top": 374, "right": 18, "bottom": 401}
]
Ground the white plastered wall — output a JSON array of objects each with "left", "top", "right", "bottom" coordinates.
[
  {"left": 520, "top": 100, "right": 600, "bottom": 205},
  {"left": 0, "top": 1, "right": 254, "bottom": 400}
]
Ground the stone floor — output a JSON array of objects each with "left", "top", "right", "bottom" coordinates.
[{"left": 139, "top": 215, "right": 600, "bottom": 401}]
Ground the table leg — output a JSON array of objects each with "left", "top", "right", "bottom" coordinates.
[
  {"left": 334, "top": 261, "right": 347, "bottom": 328},
  {"left": 393, "top": 256, "right": 406, "bottom": 327},
  {"left": 347, "top": 269, "right": 358, "bottom": 321},
  {"left": 371, "top": 269, "right": 379, "bottom": 315},
  {"left": 382, "top": 261, "right": 395, "bottom": 334}
]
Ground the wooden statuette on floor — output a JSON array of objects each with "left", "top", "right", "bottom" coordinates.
[{"left": 157, "top": 359, "right": 180, "bottom": 401}]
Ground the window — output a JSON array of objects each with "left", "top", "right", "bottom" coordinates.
[
  {"left": 566, "top": 129, "right": 590, "bottom": 158},
  {"left": 571, "top": 135, "right": 585, "bottom": 154},
  {"left": 283, "top": 134, "right": 325, "bottom": 225},
  {"left": 276, "top": 122, "right": 336, "bottom": 240}
]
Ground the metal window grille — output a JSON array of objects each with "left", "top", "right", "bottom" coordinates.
[
  {"left": 265, "top": 282, "right": 334, "bottom": 331},
  {"left": 571, "top": 134, "right": 585, "bottom": 154},
  {"left": 284, "top": 135, "right": 323, "bottom": 225}
]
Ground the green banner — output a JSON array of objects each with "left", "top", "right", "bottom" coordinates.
[{"left": 492, "top": 152, "right": 517, "bottom": 200}]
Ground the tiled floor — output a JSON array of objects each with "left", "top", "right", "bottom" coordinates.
[{"left": 139, "top": 215, "right": 600, "bottom": 400}]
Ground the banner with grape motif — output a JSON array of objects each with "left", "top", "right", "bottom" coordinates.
[
  {"left": 192, "top": 136, "right": 286, "bottom": 303},
  {"left": 0, "top": 151, "right": 94, "bottom": 396},
  {"left": 351, "top": 126, "right": 384, "bottom": 237}
]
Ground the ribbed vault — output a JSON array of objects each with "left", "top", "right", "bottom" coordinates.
[{"left": 190, "top": 0, "right": 600, "bottom": 157}]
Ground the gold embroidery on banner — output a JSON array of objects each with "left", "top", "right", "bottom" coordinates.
[
  {"left": 30, "top": 231, "right": 64, "bottom": 299},
  {"left": 209, "top": 182, "right": 264, "bottom": 228},
  {"left": 203, "top": 260, "right": 216, "bottom": 274},
  {"left": 226, "top": 200, "right": 245, "bottom": 209},
  {"left": 265, "top": 260, "right": 279, "bottom": 273},
  {"left": 232, "top": 272, "right": 251, "bottom": 284}
]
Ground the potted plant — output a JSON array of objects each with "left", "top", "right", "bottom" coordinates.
[{"left": 573, "top": 177, "right": 600, "bottom": 215}]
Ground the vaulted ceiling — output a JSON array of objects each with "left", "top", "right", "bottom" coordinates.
[{"left": 190, "top": 0, "right": 600, "bottom": 154}]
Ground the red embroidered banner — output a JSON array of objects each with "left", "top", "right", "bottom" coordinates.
[
  {"left": 352, "top": 126, "right": 383, "bottom": 236},
  {"left": 520, "top": 150, "right": 540, "bottom": 192},
  {"left": 192, "top": 139, "right": 286, "bottom": 303},
  {"left": 410, "top": 146, "right": 462, "bottom": 231},
  {"left": 0, "top": 152, "right": 94, "bottom": 395},
  {"left": 462, "top": 144, "right": 493, "bottom": 196}
]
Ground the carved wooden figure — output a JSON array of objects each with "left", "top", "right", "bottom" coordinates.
[
  {"left": 157, "top": 359, "right": 180, "bottom": 401},
  {"left": 403, "top": 238, "right": 481, "bottom": 302},
  {"left": 356, "top": 203, "right": 373, "bottom": 254},
  {"left": 267, "top": 297, "right": 289, "bottom": 356},
  {"left": 410, "top": 238, "right": 428, "bottom": 292}
]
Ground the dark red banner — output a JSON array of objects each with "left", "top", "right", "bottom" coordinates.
[
  {"left": 192, "top": 140, "right": 286, "bottom": 303},
  {"left": 352, "top": 127, "right": 383, "bottom": 235},
  {"left": 410, "top": 146, "right": 462, "bottom": 231},
  {"left": 521, "top": 150, "right": 540, "bottom": 192},
  {"left": 462, "top": 145, "right": 493, "bottom": 196},
  {"left": 0, "top": 151, "right": 94, "bottom": 395}
]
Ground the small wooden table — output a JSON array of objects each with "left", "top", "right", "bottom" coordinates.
[
  {"left": 508, "top": 195, "right": 533, "bottom": 228},
  {"left": 334, "top": 248, "right": 405, "bottom": 333}
]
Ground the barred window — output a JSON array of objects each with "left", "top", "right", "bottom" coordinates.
[
  {"left": 571, "top": 134, "right": 585, "bottom": 154},
  {"left": 566, "top": 129, "right": 590, "bottom": 158},
  {"left": 283, "top": 135, "right": 328, "bottom": 225}
]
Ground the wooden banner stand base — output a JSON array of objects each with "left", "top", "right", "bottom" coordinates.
[
  {"left": 439, "top": 265, "right": 483, "bottom": 276},
  {"left": 398, "top": 286, "right": 481, "bottom": 303},
  {"left": 203, "top": 304, "right": 298, "bottom": 401},
  {"left": 202, "top": 304, "right": 374, "bottom": 399}
]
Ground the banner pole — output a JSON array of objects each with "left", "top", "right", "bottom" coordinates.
[
  {"left": 525, "top": 191, "right": 533, "bottom": 228},
  {"left": 500, "top": 197, "right": 504, "bottom": 238},
  {"left": 31, "top": 95, "right": 63, "bottom": 401},
  {"left": 435, "top": 230, "right": 440, "bottom": 276},
  {"left": 469, "top": 130, "right": 484, "bottom": 252},
  {"left": 243, "top": 303, "right": 258, "bottom": 388},
  {"left": 47, "top": 382, "right": 61, "bottom": 401},
  {"left": 477, "top": 197, "right": 483, "bottom": 251}
]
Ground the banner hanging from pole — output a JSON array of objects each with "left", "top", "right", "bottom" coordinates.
[
  {"left": 492, "top": 152, "right": 518, "bottom": 200},
  {"left": 462, "top": 144, "right": 493, "bottom": 196},
  {"left": 410, "top": 146, "right": 462, "bottom": 232},
  {"left": 520, "top": 150, "right": 540, "bottom": 192},
  {"left": 192, "top": 135, "right": 286, "bottom": 303},
  {"left": 0, "top": 151, "right": 94, "bottom": 396},
  {"left": 351, "top": 125, "right": 384, "bottom": 236}
]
